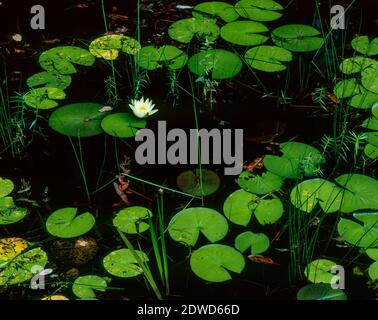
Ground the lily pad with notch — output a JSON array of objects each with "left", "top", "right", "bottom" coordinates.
[
  {"left": 190, "top": 244, "right": 245, "bottom": 282},
  {"left": 89, "top": 35, "right": 140, "bottom": 60},
  {"left": 0, "top": 177, "right": 14, "bottom": 198},
  {"left": 101, "top": 113, "right": 146, "bottom": 138},
  {"left": 272, "top": 24, "right": 324, "bottom": 52},
  {"left": 245, "top": 45, "right": 292, "bottom": 72},
  {"left": 305, "top": 259, "right": 339, "bottom": 284},
  {"left": 237, "top": 171, "right": 283, "bottom": 194},
  {"left": 137, "top": 45, "right": 188, "bottom": 70},
  {"left": 351, "top": 36, "right": 378, "bottom": 56},
  {"left": 220, "top": 20, "right": 269, "bottom": 46},
  {"left": 168, "top": 207, "right": 228, "bottom": 246},
  {"left": 103, "top": 248, "right": 148, "bottom": 278},
  {"left": 188, "top": 49, "right": 243, "bottom": 79},
  {"left": 333, "top": 78, "right": 362, "bottom": 99},
  {"left": 39, "top": 46, "right": 95, "bottom": 74},
  {"left": 72, "top": 275, "right": 107, "bottom": 299},
  {"left": 0, "top": 198, "right": 28, "bottom": 225},
  {"left": 176, "top": 169, "right": 220, "bottom": 197},
  {"left": 49, "top": 102, "right": 106, "bottom": 137},
  {"left": 46, "top": 207, "right": 95, "bottom": 238},
  {"left": 235, "top": 0, "right": 283, "bottom": 22},
  {"left": 192, "top": 1, "right": 239, "bottom": 22},
  {"left": 297, "top": 283, "right": 347, "bottom": 300},
  {"left": 27, "top": 71, "right": 72, "bottom": 90},
  {"left": 113, "top": 206, "right": 152, "bottom": 234},
  {"left": 24, "top": 87, "right": 66, "bottom": 109},
  {"left": 235, "top": 231, "right": 270, "bottom": 255}
]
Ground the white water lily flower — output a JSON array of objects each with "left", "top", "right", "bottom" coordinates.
[{"left": 129, "top": 97, "right": 157, "bottom": 118}]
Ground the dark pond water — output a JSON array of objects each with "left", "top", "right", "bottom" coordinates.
[{"left": 0, "top": 0, "right": 377, "bottom": 300}]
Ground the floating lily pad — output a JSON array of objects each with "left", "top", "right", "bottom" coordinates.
[
  {"left": 72, "top": 275, "right": 107, "bottom": 299},
  {"left": 272, "top": 24, "right": 324, "bottom": 52},
  {"left": 89, "top": 35, "right": 140, "bottom": 60},
  {"left": 24, "top": 87, "right": 66, "bottom": 109},
  {"left": 27, "top": 71, "right": 72, "bottom": 90},
  {"left": 263, "top": 142, "right": 324, "bottom": 179},
  {"left": 39, "top": 46, "right": 95, "bottom": 74},
  {"left": 168, "top": 207, "right": 228, "bottom": 246},
  {"left": 337, "top": 212, "right": 378, "bottom": 248},
  {"left": 245, "top": 45, "right": 292, "bottom": 72},
  {"left": 168, "top": 17, "right": 220, "bottom": 44},
  {"left": 49, "top": 102, "right": 106, "bottom": 137},
  {"left": 103, "top": 248, "right": 148, "bottom": 278},
  {"left": 0, "top": 237, "right": 29, "bottom": 268},
  {"left": 0, "top": 178, "right": 14, "bottom": 198},
  {"left": 366, "top": 131, "right": 378, "bottom": 147},
  {"left": 235, "top": 0, "right": 283, "bottom": 22},
  {"left": 368, "top": 261, "right": 378, "bottom": 280},
  {"left": 137, "top": 45, "right": 188, "bottom": 70},
  {"left": 188, "top": 49, "right": 243, "bottom": 79},
  {"left": 363, "top": 104, "right": 378, "bottom": 129},
  {"left": 0, "top": 203, "right": 28, "bottom": 225},
  {"left": 220, "top": 21, "right": 269, "bottom": 46},
  {"left": 305, "top": 259, "right": 339, "bottom": 284},
  {"left": 333, "top": 78, "right": 362, "bottom": 99},
  {"left": 101, "top": 113, "right": 146, "bottom": 138},
  {"left": 235, "top": 231, "right": 270, "bottom": 255},
  {"left": 366, "top": 248, "right": 378, "bottom": 260},
  {"left": 349, "top": 88, "right": 378, "bottom": 109},
  {"left": 361, "top": 59, "right": 378, "bottom": 94},
  {"left": 176, "top": 169, "right": 220, "bottom": 197},
  {"left": 340, "top": 56, "right": 376, "bottom": 74},
  {"left": 113, "top": 206, "right": 152, "bottom": 234},
  {"left": 364, "top": 144, "right": 378, "bottom": 159},
  {"left": 46, "top": 207, "right": 95, "bottom": 238},
  {"left": 297, "top": 283, "right": 347, "bottom": 300},
  {"left": 193, "top": 2, "right": 239, "bottom": 22},
  {"left": 190, "top": 244, "right": 245, "bottom": 282},
  {"left": 223, "top": 189, "right": 258, "bottom": 226},
  {"left": 254, "top": 198, "right": 284, "bottom": 225},
  {"left": 0, "top": 248, "right": 48, "bottom": 286},
  {"left": 351, "top": 36, "right": 378, "bottom": 56},
  {"left": 237, "top": 171, "right": 284, "bottom": 194}
]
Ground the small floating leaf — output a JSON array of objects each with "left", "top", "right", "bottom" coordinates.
[
  {"left": 333, "top": 78, "right": 362, "bottom": 99},
  {"left": 89, "top": 35, "right": 140, "bottom": 60},
  {"left": 193, "top": 2, "right": 239, "bottom": 22},
  {"left": 72, "top": 275, "right": 107, "bottom": 299},
  {"left": 0, "top": 178, "right": 14, "bottom": 198},
  {"left": 237, "top": 171, "right": 283, "bottom": 194},
  {"left": 245, "top": 45, "right": 292, "bottom": 72},
  {"left": 0, "top": 237, "right": 29, "bottom": 268},
  {"left": 305, "top": 259, "right": 339, "bottom": 284},
  {"left": 46, "top": 207, "right": 95, "bottom": 238},
  {"left": 223, "top": 189, "right": 258, "bottom": 226},
  {"left": 220, "top": 21, "right": 269, "bottom": 46},
  {"left": 297, "top": 283, "right": 347, "bottom": 300},
  {"left": 176, "top": 169, "right": 220, "bottom": 197},
  {"left": 101, "top": 113, "right": 146, "bottom": 138},
  {"left": 168, "top": 207, "right": 228, "bottom": 246},
  {"left": 235, "top": 0, "right": 283, "bottom": 22},
  {"left": 188, "top": 49, "right": 242, "bottom": 79},
  {"left": 235, "top": 231, "right": 270, "bottom": 255},
  {"left": 27, "top": 71, "right": 72, "bottom": 90},
  {"left": 351, "top": 36, "right": 378, "bottom": 56},
  {"left": 103, "top": 248, "right": 148, "bottom": 278},
  {"left": 137, "top": 45, "right": 188, "bottom": 70},
  {"left": 113, "top": 206, "right": 152, "bottom": 234},
  {"left": 190, "top": 244, "right": 245, "bottom": 282},
  {"left": 24, "top": 87, "right": 66, "bottom": 109},
  {"left": 49, "top": 102, "right": 106, "bottom": 137}
]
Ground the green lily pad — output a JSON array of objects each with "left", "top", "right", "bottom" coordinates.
[
  {"left": 188, "top": 49, "right": 243, "bottom": 79},
  {"left": 103, "top": 248, "right": 148, "bottom": 278},
  {"left": 340, "top": 56, "right": 376, "bottom": 74},
  {"left": 0, "top": 248, "right": 48, "bottom": 286},
  {"left": 0, "top": 178, "right": 14, "bottom": 198},
  {"left": 305, "top": 259, "right": 339, "bottom": 284},
  {"left": 89, "top": 35, "right": 140, "bottom": 60},
  {"left": 361, "top": 59, "right": 378, "bottom": 94},
  {"left": 235, "top": 0, "right": 283, "bottom": 22},
  {"left": 113, "top": 206, "right": 152, "bottom": 234},
  {"left": 0, "top": 237, "right": 29, "bottom": 268},
  {"left": 235, "top": 231, "right": 270, "bottom": 255},
  {"left": 245, "top": 45, "right": 292, "bottom": 72},
  {"left": 168, "top": 207, "right": 228, "bottom": 246},
  {"left": 168, "top": 17, "right": 220, "bottom": 44},
  {"left": 297, "top": 283, "right": 347, "bottom": 300},
  {"left": 366, "top": 131, "right": 378, "bottom": 147},
  {"left": 190, "top": 244, "right": 245, "bottom": 282},
  {"left": 0, "top": 202, "right": 28, "bottom": 225},
  {"left": 364, "top": 144, "right": 378, "bottom": 159},
  {"left": 237, "top": 171, "right": 284, "bottom": 194},
  {"left": 49, "top": 102, "right": 106, "bottom": 137},
  {"left": 27, "top": 71, "right": 72, "bottom": 90},
  {"left": 101, "top": 113, "right": 146, "bottom": 138},
  {"left": 24, "top": 87, "right": 66, "bottom": 109},
  {"left": 366, "top": 248, "right": 378, "bottom": 260},
  {"left": 254, "top": 198, "right": 284, "bottom": 225},
  {"left": 368, "top": 261, "right": 378, "bottom": 280},
  {"left": 272, "top": 24, "right": 324, "bottom": 52},
  {"left": 137, "top": 45, "right": 188, "bottom": 70},
  {"left": 263, "top": 142, "right": 325, "bottom": 179},
  {"left": 72, "top": 275, "right": 107, "bottom": 299},
  {"left": 223, "top": 189, "right": 258, "bottom": 226},
  {"left": 220, "top": 21, "right": 269, "bottom": 46},
  {"left": 351, "top": 36, "right": 378, "bottom": 56},
  {"left": 333, "top": 78, "right": 362, "bottom": 99},
  {"left": 193, "top": 2, "right": 239, "bottom": 22},
  {"left": 337, "top": 212, "right": 378, "bottom": 248},
  {"left": 349, "top": 88, "right": 378, "bottom": 109},
  {"left": 46, "top": 207, "right": 95, "bottom": 238},
  {"left": 176, "top": 169, "right": 220, "bottom": 197},
  {"left": 39, "top": 46, "right": 95, "bottom": 74}
]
